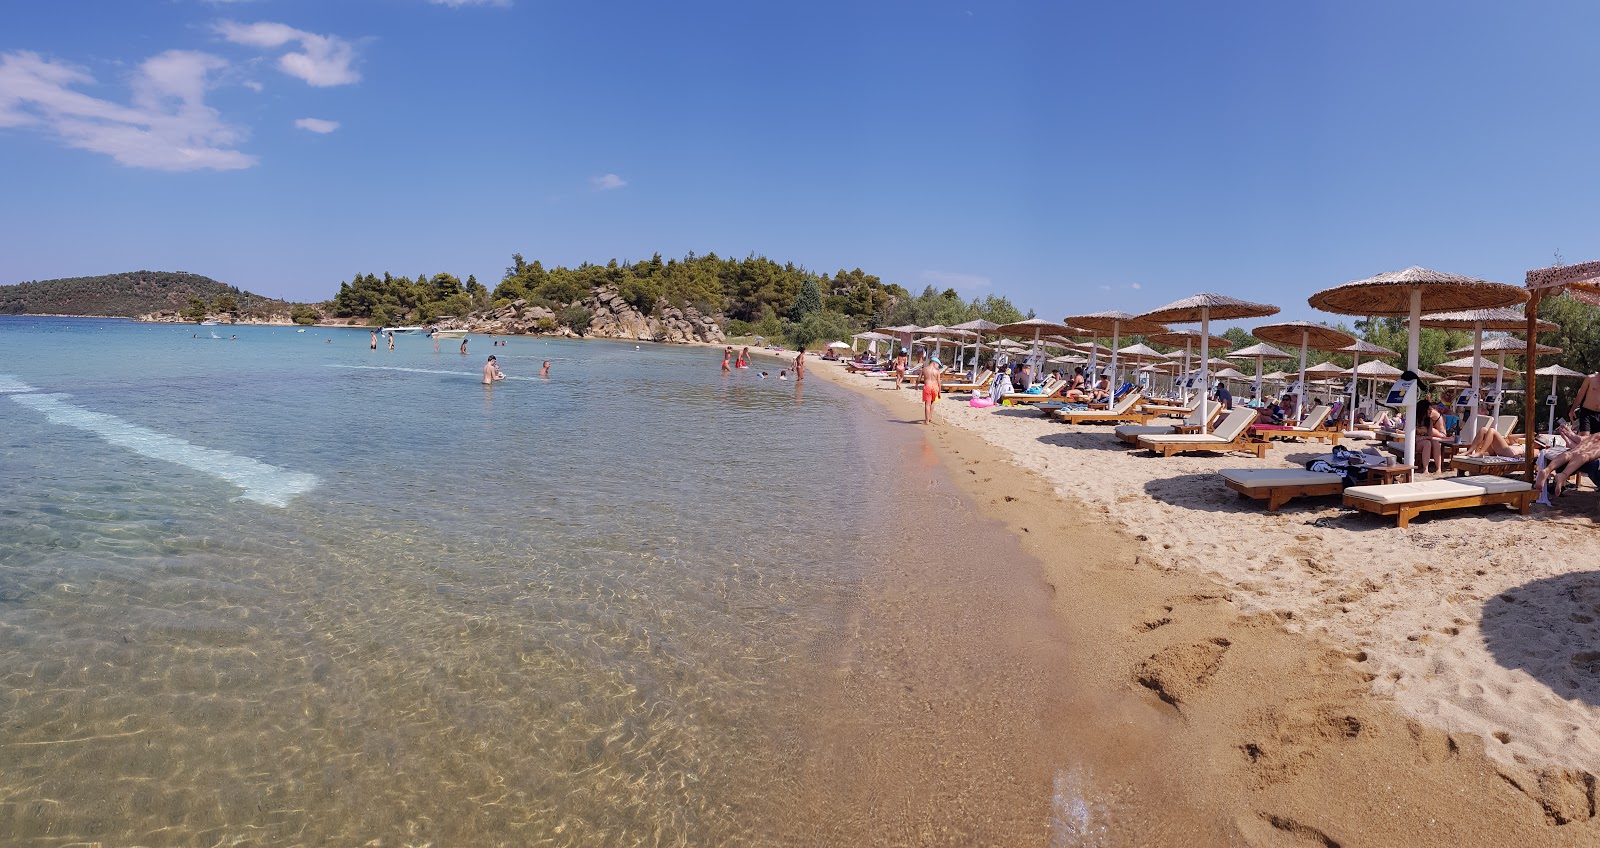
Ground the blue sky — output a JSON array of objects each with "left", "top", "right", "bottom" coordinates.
[{"left": 3, "top": 1, "right": 1600, "bottom": 327}]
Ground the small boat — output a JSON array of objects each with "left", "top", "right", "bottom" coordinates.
[
  {"left": 297, "top": 328, "right": 307, "bottom": 333},
  {"left": 431, "top": 328, "right": 469, "bottom": 339},
  {"left": 200, "top": 320, "right": 219, "bottom": 326},
  {"left": 382, "top": 326, "right": 427, "bottom": 335}
]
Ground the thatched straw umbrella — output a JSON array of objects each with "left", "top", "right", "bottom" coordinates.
[
  {"left": 1445, "top": 336, "right": 1561, "bottom": 425},
  {"left": 1062, "top": 311, "right": 1168, "bottom": 389},
  {"left": 950, "top": 319, "right": 1000, "bottom": 378},
  {"left": 1421, "top": 307, "right": 1559, "bottom": 442},
  {"left": 1147, "top": 329, "right": 1235, "bottom": 407},
  {"left": 1139, "top": 295, "right": 1279, "bottom": 435},
  {"left": 1227, "top": 342, "right": 1293, "bottom": 406},
  {"left": 1309, "top": 267, "right": 1527, "bottom": 470},
  {"left": 996, "top": 318, "right": 1079, "bottom": 374},
  {"left": 1337, "top": 339, "right": 1399, "bottom": 429},
  {"left": 875, "top": 325, "right": 921, "bottom": 357},
  {"left": 1537, "top": 364, "right": 1588, "bottom": 433},
  {"left": 1250, "top": 321, "right": 1356, "bottom": 425}
]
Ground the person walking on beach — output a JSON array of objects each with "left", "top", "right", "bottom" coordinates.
[
  {"left": 370, "top": 330, "right": 378, "bottom": 350},
  {"left": 460, "top": 337, "right": 469, "bottom": 355},
  {"left": 482, "top": 355, "right": 505, "bottom": 384},
  {"left": 794, "top": 347, "right": 806, "bottom": 380},
  {"left": 921, "top": 357, "right": 943, "bottom": 424}
]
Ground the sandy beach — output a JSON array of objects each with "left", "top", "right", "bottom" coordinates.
[{"left": 813, "top": 358, "right": 1600, "bottom": 845}]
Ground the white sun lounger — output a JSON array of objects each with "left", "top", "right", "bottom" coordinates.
[
  {"left": 1218, "top": 468, "right": 1346, "bottom": 511},
  {"left": 1137, "top": 407, "right": 1268, "bottom": 458},
  {"left": 1115, "top": 401, "right": 1219, "bottom": 444},
  {"left": 1342, "top": 475, "right": 1533, "bottom": 528}
]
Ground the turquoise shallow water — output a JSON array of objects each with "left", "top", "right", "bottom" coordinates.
[{"left": 0, "top": 317, "right": 896, "bottom": 845}]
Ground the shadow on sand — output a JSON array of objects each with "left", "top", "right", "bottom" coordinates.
[{"left": 1483, "top": 571, "right": 1600, "bottom": 707}]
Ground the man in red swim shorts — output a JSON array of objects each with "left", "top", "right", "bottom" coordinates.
[{"left": 921, "top": 357, "right": 943, "bottom": 424}]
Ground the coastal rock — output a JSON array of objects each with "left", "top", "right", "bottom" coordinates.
[{"left": 445, "top": 286, "right": 726, "bottom": 343}]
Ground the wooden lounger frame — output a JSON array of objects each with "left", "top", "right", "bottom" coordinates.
[
  {"left": 1452, "top": 458, "right": 1523, "bottom": 478},
  {"left": 1224, "top": 477, "right": 1344, "bottom": 511},
  {"left": 1342, "top": 488, "right": 1533, "bottom": 528},
  {"left": 1142, "top": 437, "right": 1269, "bottom": 458}
]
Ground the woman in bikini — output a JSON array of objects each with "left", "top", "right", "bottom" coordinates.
[
  {"left": 1415, "top": 396, "right": 1449, "bottom": 473},
  {"left": 721, "top": 346, "right": 733, "bottom": 373}
]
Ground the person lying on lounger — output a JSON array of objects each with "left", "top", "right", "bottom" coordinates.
[{"left": 1534, "top": 426, "right": 1600, "bottom": 498}]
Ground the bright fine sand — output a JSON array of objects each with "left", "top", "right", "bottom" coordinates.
[{"left": 814, "top": 358, "right": 1600, "bottom": 845}]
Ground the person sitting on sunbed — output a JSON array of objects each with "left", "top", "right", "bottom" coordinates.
[
  {"left": 1416, "top": 396, "right": 1450, "bottom": 474},
  {"left": 1462, "top": 425, "right": 1525, "bottom": 459},
  {"left": 1089, "top": 376, "right": 1111, "bottom": 403},
  {"left": 1534, "top": 424, "right": 1600, "bottom": 499}
]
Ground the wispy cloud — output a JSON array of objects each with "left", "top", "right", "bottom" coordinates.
[
  {"left": 294, "top": 116, "right": 338, "bottom": 133},
  {"left": 921, "top": 270, "right": 991, "bottom": 292},
  {"left": 429, "top": 0, "right": 512, "bottom": 6},
  {"left": 1130, "top": 282, "right": 1142, "bottom": 290},
  {"left": 0, "top": 49, "right": 255, "bottom": 171},
  {"left": 214, "top": 21, "right": 359, "bottom": 87},
  {"left": 242, "top": 79, "right": 264, "bottom": 92},
  {"left": 590, "top": 173, "right": 626, "bottom": 190}
]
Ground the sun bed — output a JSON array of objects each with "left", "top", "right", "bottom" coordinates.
[
  {"left": 1342, "top": 475, "right": 1534, "bottom": 528},
  {"left": 1139, "top": 396, "right": 1201, "bottom": 418},
  {"left": 1251, "top": 405, "right": 1339, "bottom": 445},
  {"left": 1452, "top": 455, "right": 1525, "bottom": 477},
  {"left": 1054, "top": 391, "right": 1149, "bottom": 425},
  {"left": 1219, "top": 468, "right": 1346, "bottom": 511},
  {"left": 1001, "top": 378, "right": 1066, "bottom": 404},
  {"left": 941, "top": 370, "right": 993, "bottom": 393},
  {"left": 1115, "top": 401, "right": 1220, "bottom": 444},
  {"left": 1136, "top": 407, "right": 1268, "bottom": 458}
]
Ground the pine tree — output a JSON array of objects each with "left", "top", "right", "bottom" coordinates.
[{"left": 791, "top": 277, "right": 823, "bottom": 320}]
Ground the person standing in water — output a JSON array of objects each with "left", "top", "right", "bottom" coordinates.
[
  {"left": 721, "top": 346, "right": 733, "bottom": 373},
  {"left": 794, "top": 347, "right": 806, "bottom": 380},
  {"left": 737, "top": 347, "right": 750, "bottom": 369},
  {"left": 482, "top": 355, "right": 505, "bottom": 384},
  {"left": 370, "top": 330, "right": 378, "bottom": 350},
  {"left": 460, "top": 337, "right": 469, "bottom": 355},
  {"left": 387, "top": 332, "right": 395, "bottom": 351},
  {"left": 539, "top": 360, "right": 551, "bottom": 378},
  {"left": 922, "top": 357, "right": 943, "bottom": 424}
]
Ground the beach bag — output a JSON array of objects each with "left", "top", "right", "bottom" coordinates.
[{"left": 1306, "top": 445, "right": 1366, "bottom": 487}]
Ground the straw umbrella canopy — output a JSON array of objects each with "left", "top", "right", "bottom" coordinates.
[
  {"left": 874, "top": 325, "right": 922, "bottom": 356},
  {"left": 1309, "top": 266, "right": 1527, "bottom": 470},
  {"left": 1214, "top": 367, "right": 1248, "bottom": 380},
  {"left": 1442, "top": 336, "right": 1562, "bottom": 423},
  {"left": 949, "top": 319, "right": 1000, "bottom": 376},
  {"left": 1062, "top": 310, "right": 1169, "bottom": 387},
  {"left": 1146, "top": 329, "right": 1236, "bottom": 408},
  {"left": 1538, "top": 364, "right": 1589, "bottom": 432},
  {"left": 1422, "top": 308, "right": 1559, "bottom": 440},
  {"left": 1227, "top": 341, "right": 1293, "bottom": 406},
  {"left": 1139, "top": 294, "right": 1279, "bottom": 435},
  {"left": 1334, "top": 339, "right": 1400, "bottom": 427},
  {"left": 1251, "top": 321, "right": 1356, "bottom": 424},
  {"left": 1114, "top": 342, "right": 1168, "bottom": 363},
  {"left": 996, "top": 318, "right": 1078, "bottom": 372}
]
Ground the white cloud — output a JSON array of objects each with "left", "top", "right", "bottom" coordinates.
[
  {"left": 429, "top": 0, "right": 512, "bottom": 6},
  {"left": 242, "top": 79, "right": 264, "bottom": 92},
  {"left": 214, "top": 20, "right": 359, "bottom": 87},
  {"left": 1130, "top": 282, "right": 1142, "bottom": 289},
  {"left": 921, "top": 270, "right": 991, "bottom": 291},
  {"left": 294, "top": 116, "right": 338, "bottom": 133},
  {"left": 590, "top": 173, "right": 626, "bottom": 190},
  {"left": 0, "top": 49, "right": 256, "bottom": 171}
]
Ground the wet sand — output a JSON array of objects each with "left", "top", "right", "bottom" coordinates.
[{"left": 813, "top": 360, "right": 1600, "bottom": 846}]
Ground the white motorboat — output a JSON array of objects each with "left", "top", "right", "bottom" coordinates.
[
  {"left": 430, "top": 328, "right": 469, "bottom": 339},
  {"left": 383, "top": 326, "right": 427, "bottom": 334},
  {"left": 200, "top": 320, "right": 219, "bottom": 326}
]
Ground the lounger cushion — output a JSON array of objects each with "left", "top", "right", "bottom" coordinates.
[
  {"left": 1115, "top": 424, "right": 1172, "bottom": 438},
  {"left": 1343, "top": 475, "right": 1531, "bottom": 506},
  {"left": 1140, "top": 434, "right": 1229, "bottom": 445},
  {"left": 1453, "top": 455, "right": 1522, "bottom": 466},
  {"left": 1219, "top": 469, "right": 1343, "bottom": 489}
]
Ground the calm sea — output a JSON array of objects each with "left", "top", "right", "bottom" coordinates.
[{"left": 0, "top": 316, "right": 1102, "bottom": 846}]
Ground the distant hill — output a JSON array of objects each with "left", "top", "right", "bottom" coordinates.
[{"left": 0, "top": 271, "right": 301, "bottom": 319}]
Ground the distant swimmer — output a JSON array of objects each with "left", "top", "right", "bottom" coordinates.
[
  {"left": 460, "top": 337, "right": 469, "bottom": 355},
  {"left": 483, "top": 355, "right": 505, "bottom": 384},
  {"left": 540, "top": 360, "right": 551, "bottom": 378},
  {"left": 387, "top": 332, "right": 395, "bottom": 351},
  {"left": 794, "top": 347, "right": 806, "bottom": 381},
  {"left": 371, "top": 330, "right": 378, "bottom": 350},
  {"left": 326, "top": 338, "right": 331, "bottom": 344}
]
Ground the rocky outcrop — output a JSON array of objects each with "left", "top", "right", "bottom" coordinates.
[{"left": 444, "top": 288, "right": 725, "bottom": 344}]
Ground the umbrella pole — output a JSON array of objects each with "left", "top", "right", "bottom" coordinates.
[
  {"left": 1525, "top": 290, "right": 1542, "bottom": 479},
  {"left": 1296, "top": 331, "right": 1308, "bottom": 425},
  {"left": 1493, "top": 352, "right": 1505, "bottom": 423},
  {"left": 1468, "top": 323, "right": 1483, "bottom": 444},
  {"left": 1549, "top": 375, "right": 1559, "bottom": 435},
  {"left": 1181, "top": 342, "right": 1192, "bottom": 406},
  {"left": 1404, "top": 289, "right": 1420, "bottom": 471},
  {"left": 1199, "top": 311, "right": 1212, "bottom": 436},
  {"left": 1254, "top": 357, "right": 1263, "bottom": 406},
  {"left": 1348, "top": 352, "right": 1360, "bottom": 430},
  {"left": 1110, "top": 323, "right": 1120, "bottom": 391}
]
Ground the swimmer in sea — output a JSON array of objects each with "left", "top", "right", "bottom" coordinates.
[
  {"left": 737, "top": 347, "right": 750, "bottom": 369},
  {"left": 539, "top": 360, "right": 551, "bottom": 378},
  {"left": 721, "top": 346, "right": 733, "bottom": 373},
  {"left": 483, "top": 355, "right": 505, "bottom": 384},
  {"left": 460, "top": 337, "right": 469, "bottom": 355},
  {"left": 794, "top": 347, "right": 806, "bottom": 381},
  {"left": 387, "top": 332, "right": 394, "bottom": 351},
  {"left": 370, "top": 330, "right": 378, "bottom": 350}
]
